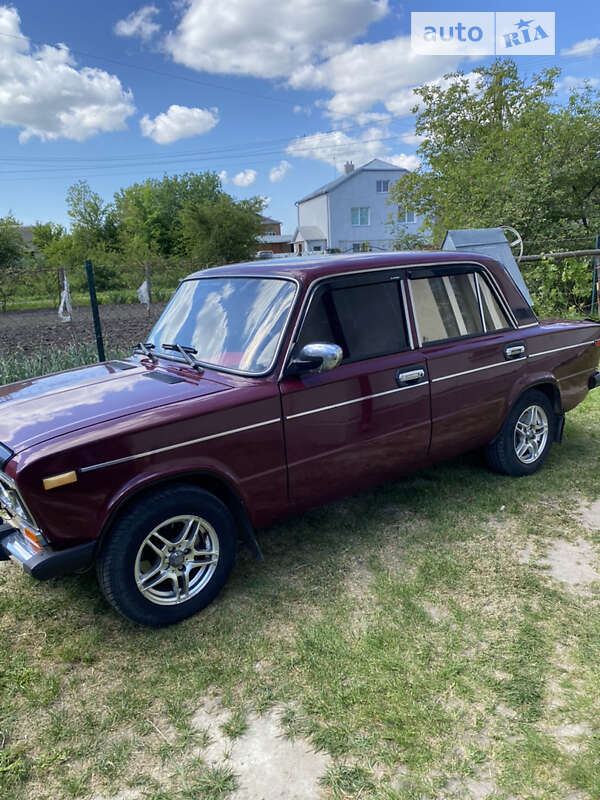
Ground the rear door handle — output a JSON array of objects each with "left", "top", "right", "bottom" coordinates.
[
  {"left": 396, "top": 368, "right": 425, "bottom": 386},
  {"left": 504, "top": 343, "right": 526, "bottom": 360}
]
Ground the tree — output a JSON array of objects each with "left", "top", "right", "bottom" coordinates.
[
  {"left": 181, "top": 194, "right": 264, "bottom": 266},
  {"left": 0, "top": 214, "right": 26, "bottom": 311},
  {"left": 390, "top": 60, "right": 600, "bottom": 251},
  {"left": 114, "top": 172, "right": 222, "bottom": 260},
  {"left": 66, "top": 180, "right": 119, "bottom": 256}
]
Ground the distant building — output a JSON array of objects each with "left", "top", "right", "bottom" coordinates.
[
  {"left": 255, "top": 216, "right": 293, "bottom": 256},
  {"left": 293, "top": 158, "right": 424, "bottom": 254}
]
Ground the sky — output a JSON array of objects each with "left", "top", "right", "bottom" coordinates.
[{"left": 0, "top": 0, "right": 598, "bottom": 237}]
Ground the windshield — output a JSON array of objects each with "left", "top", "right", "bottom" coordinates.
[{"left": 147, "top": 277, "right": 297, "bottom": 374}]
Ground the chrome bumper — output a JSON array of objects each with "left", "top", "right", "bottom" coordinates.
[{"left": 0, "top": 523, "right": 96, "bottom": 580}]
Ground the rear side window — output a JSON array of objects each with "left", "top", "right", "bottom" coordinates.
[
  {"left": 295, "top": 279, "right": 408, "bottom": 362},
  {"left": 410, "top": 270, "right": 510, "bottom": 344}
]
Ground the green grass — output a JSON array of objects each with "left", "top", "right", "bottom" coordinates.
[{"left": 1, "top": 346, "right": 600, "bottom": 798}]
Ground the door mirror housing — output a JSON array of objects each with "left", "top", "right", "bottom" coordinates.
[{"left": 287, "top": 343, "right": 343, "bottom": 376}]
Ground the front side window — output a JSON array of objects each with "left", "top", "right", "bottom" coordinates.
[
  {"left": 295, "top": 279, "right": 408, "bottom": 362},
  {"left": 410, "top": 270, "right": 510, "bottom": 344},
  {"left": 148, "top": 277, "right": 296, "bottom": 374},
  {"left": 351, "top": 207, "right": 370, "bottom": 226}
]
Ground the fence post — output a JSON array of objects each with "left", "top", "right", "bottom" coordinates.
[
  {"left": 145, "top": 262, "right": 152, "bottom": 305},
  {"left": 592, "top": 234, "right": 600, "bottom": 317},
  {"left": 85, "top": 259, "right": 106, "bottom": 362},
  {"left": 57, "top": 267, "right": 64, "bottom": 306}
]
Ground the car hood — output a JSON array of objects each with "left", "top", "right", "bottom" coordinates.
[{"left": 0, "top": 360, "right": 230, "bottom": 454}]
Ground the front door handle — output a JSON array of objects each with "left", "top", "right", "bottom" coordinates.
[
  {"left": 504, "top": 343, "right": 526, "bottom": 360},
  {"left": 396, "top": 368, "right": 425, "bottom": 386}
]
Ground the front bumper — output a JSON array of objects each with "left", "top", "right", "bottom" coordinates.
[
  {"left": 0, "top": 523, "right": 96, "bottom": 580},
  {"left": 590, "top": 372, "right": 600, "bottom": 390}
]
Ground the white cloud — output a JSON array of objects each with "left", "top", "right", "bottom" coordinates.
[
  {"left": 555, "top": 75, "right": 600, "bottom": 92},
  {"left": 0, "top": 7, "right": 135, "bottom": 143},
  {"left": 286, "top": 129, "right": 387, "bottom": 170},
  {"left": 286, "top": 127, "right": 420, "bottom": 172},
  {"left": 293, "top": 104, "right": 312, "bottom": 116},
  {"left": 232, "top": 169, "right": 257, "bottom": 187},
  {"left": 114, "top": 5, "right": 161, "bottom": 42},
  {"left": 269, "top": 160, "right": 291, "bottom": 183},
  {"left": 218, "top": 170, "right": 229, "bottom": 184},
  {"left": 400, "top": 131, "right": 424, "bottom": 146},
  {"left": 164, "top": 0, "right": 388, "bottom": 79},
  {"left": 561, "top": 38, "right": 600, "bottom": 57},
  {"left": 289, "top": 37, "right": 460, "bottom": 120},
  {"left": 387, "top": 153, "right": 420, "bottom": 171},
  {"left": 140, "top": 105, "right": 219, "bottom": 144}
]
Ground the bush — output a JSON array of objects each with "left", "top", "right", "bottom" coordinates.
[{"left": 521, "top": 257, "right": 594, "bottom": 317}]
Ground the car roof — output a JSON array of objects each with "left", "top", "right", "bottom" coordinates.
[{"left": 184, "top": 251, "right": 500, "bottom": 285}]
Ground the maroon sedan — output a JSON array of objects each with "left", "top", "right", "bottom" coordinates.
[{"left": 1, "top": 252, "right": 599, "bottom": 625}]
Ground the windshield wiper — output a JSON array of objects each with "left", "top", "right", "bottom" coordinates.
[
  {"left": 161, "top": 343, "right": 204, "bottom": 373},
  {"left": 134, "top": 341, "right": 157, "bottom": 363}
]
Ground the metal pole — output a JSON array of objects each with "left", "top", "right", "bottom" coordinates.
[
  {"left": 85, "top": 259, "right": 105, "bottom": 362},
  {"left": 520, "top": 248, "right": 600, "bottom": 263},
  {"left": 145, "top": 262, "right": 152, "bottom": 306},
  {"left": 592, "top": 235, "right": 600, "bottom": 317}
]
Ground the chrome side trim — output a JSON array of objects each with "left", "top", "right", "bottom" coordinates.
[
  {"left": 529, "top": 341, "right": 595, "bottom": 359},
  {"left": 519, "top": 322, "right": 539, "bottom": 329},
  {"left": 286, "top": 382, "right": 427, "bottom": 420},
  {"left": 558, "top": 367, "right": 596, "bottom": 382},
  {"left": 79, "top": 418, "right": 281, "bottom": 473},
  {"left": 431, "top": 357, "right": 526, "bottom": 384}
]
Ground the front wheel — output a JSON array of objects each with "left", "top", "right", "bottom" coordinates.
[
  {"left": 485, "top": 390, "right": 556, "bottom": 477},
  {"left": 97, "top": 485, "right": 236, "bottom": 626}
]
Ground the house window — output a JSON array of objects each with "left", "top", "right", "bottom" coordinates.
[
  {"left": 352, "top": 243, "right": 361, "bottom": 253},
  {"left": 312, "top": 245, "right": 322, "bottom": 252},
  {"left": 376, "top": 180, "right": 389, "bottom": 193},
  {"left": 398, "top": 207, "right": 416, "bottom": 224},
  {"left": 351, "top": 207, "right": 370, "bottom": 226}
]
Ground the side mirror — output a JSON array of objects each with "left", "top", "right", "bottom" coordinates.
[{"left": 287, "top": 343, "right": 343, "bottom": 376}]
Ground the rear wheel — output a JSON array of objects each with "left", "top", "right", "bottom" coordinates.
[
  {"left": 97, "top": 485, "right": 236, "bottom": 626},
  {"left": 485, "top": 390, "right": 556, "bottom": 477}
]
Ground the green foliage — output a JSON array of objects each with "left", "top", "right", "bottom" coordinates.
[
  {"left": 392, "top": 229, "right": 433, "bottom": 251},
  {"left": 522, "top": 257, "right": 594, "bottom": 316},
  {"left": 0, "top": 213, "right": 26, "bottom": 311},
  {"left": 182, "top": 194, "right": 264, "bottom": 266},
  {"left": 390, "top": 60, "right": 600, "bottom": 253},
  {"left": 114, "top": 172, "right": 223, "bottom": 261}
]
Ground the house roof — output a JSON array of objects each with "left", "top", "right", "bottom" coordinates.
[
  {"left": 297, "top": 158, "right": 409, "bottom": 204},
  {"left": 259, "top": 215, "right": 281, "bottom": 225},
  {"left": 293, "top": 225, "right": 326, "bottom": 243}
]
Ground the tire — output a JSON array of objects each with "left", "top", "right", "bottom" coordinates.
[
  {"left": 485, "top": 389, "right": 556, "bottom": 477},
  {"left": 96, "top": 485, "right": 236, "bottom": 626}
]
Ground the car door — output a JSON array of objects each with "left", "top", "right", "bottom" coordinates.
[
  {"left": 407, "top": 263, "right": 528, "bottom": 461},
  {"left": 279, "top": 270, "right": 431, "bottom": 510}
]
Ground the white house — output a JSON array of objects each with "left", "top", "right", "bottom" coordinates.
[{"left": 293, "top": 158, "right": 422, "bottom": 254}]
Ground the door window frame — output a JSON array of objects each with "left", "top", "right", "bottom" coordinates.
[
  {"left": 283, "top": 268, "right": 414, "bottom": 374},
  {"left": 406, "top": 264, "right": 517, "bottom": 348}
]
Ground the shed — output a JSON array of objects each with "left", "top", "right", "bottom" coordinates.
[{"left": 442, "top": 228, "right": 532, "bottom": 305}]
